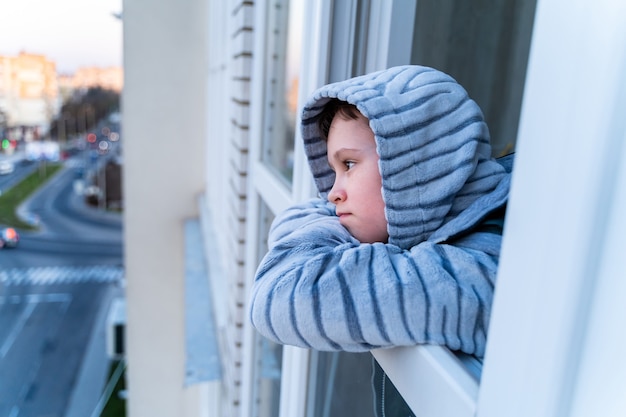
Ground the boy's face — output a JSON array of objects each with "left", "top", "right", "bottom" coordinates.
[{"left": 326, "top": 112, "right": 388, "bottom": 243}]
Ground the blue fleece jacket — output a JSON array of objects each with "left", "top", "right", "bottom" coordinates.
[{"left": 249, "top": 65, "right": 511, "bottom": 356}]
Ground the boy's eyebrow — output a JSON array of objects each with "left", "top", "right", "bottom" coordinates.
[{"left": 329, "top": 147, "right": 362, "bottom": 159}]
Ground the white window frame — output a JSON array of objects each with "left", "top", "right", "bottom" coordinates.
[{"left": 364, "top": 0, "right": 417, "bottom": 73}]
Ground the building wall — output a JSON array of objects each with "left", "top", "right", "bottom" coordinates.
[
  {"left": 71, "top": 66, "right": 124, "bottom": 93},
  {"left": 0, "top": 52, "right": 58, "bottom": 130},
  {"left": 203, "top": 1, "right": 256, "bottom": 415},
  {"left": 122, "top": 0, "right": 207, "bottom": 415}
]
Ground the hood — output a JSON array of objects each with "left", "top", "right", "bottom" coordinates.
[{"left": 301, "top": 65, "right": 508, "bottom": 249}]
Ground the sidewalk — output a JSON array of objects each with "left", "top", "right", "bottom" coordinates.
[{"left": 65, "top": 282, "right": 125, "bottom": 417}]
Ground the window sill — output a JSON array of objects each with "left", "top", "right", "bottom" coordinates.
[
  {"left": 184, "top": 218, "right": 222, "bottom": 385},
  {"left": 372, "top": 345, "right": 480, "bottom": 417}
]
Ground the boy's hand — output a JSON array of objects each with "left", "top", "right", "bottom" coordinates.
[{"left": 268, "top": 198, "right": 358, "bottom": 248}]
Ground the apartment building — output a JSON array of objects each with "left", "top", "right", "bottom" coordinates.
[
  {"left": 0, "top": 52, "right": 59, "bottom": 137},
  {"left": 57, "top": 67, "right": 123, "bottom": 106},
  {"left": 122, "top": 1, "right": 626, "bottom": 416},
  {"left": 0, "top": 51, "right": 123, "bottom": 141},
  {"left": 67, "top": 66, "right": 124, "bottom": 93}
]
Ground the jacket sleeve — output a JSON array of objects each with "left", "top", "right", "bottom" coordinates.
[{"left": 248, "top": 198, "right": 500, "bottom": 357}]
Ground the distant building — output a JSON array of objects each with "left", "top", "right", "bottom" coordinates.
[
  {"left": 58, "top": 66, "right": 123, "bottom": 103},
  {"left": 0, "top": 51, "right": 123, "bottom": 140},
  {"left": 0, "top": 52, "right": 59, "bottom": 138},
  {"left": 72, "top": 66, "right": 124, "bottom": 93}
]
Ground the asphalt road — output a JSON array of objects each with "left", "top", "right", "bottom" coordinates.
[
  {"left": 0, "top": 159, "right": 38, "bottom": 195},
  {"left": 0, "top": 154, "right": 124, "bottom": 417}
]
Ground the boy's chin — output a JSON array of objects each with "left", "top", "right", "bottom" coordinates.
[{"left": 351, "top": 229, "right": 389, "bottom": 244}]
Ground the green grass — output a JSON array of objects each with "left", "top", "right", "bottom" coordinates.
[
  {"left": 0, "top": 162, "right": 63, "bottom": 230},
  {"left": 100, "top": 360, "right": 127, "bottom": 417}
]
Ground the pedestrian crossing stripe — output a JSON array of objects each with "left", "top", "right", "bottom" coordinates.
[{"left": 0, "top": 265, "right": 124, "bottom": 286}]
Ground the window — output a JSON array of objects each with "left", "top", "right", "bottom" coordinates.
[
  {"left": 306, "top": 352, "right": 377, "bottom": 417},
  {"left": 306, "top": 352, "right": 416, "bottom": 417},
  {"left": 410, "top": 0, "right": 536, "bottom": 156},
  {"left": 299, "top": 1, "right": 536, "bottom": 416},
  {"left": 246, "top": 2, "right": 304, "bottom": 415},
  {"left": 251, "top": 201, "right": 282, "bottom": 417},
  {"left": 247, "top": 1, "right": 537, "bottom": 416},
  {"left": 260, "top": 0, "right": 303, "bottom": 185}
]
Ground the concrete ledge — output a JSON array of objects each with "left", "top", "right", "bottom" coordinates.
[{"left": 184, "top": 218, "right": 222, "bottom": 385}]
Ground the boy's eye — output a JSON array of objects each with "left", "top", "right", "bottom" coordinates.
[{"left": 343, "top": 160, "right": 355, "bottom": 170}]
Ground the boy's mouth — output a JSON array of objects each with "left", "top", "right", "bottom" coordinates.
[{"left": 336, "top": 213, "right": 353, "bottom": 230}]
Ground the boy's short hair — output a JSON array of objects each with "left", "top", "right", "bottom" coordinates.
[{"left": 317, "top": 99, "right": 361, "bottom": 140}]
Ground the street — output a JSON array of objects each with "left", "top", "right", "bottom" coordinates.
[
  {"left": 0, "top": 152, "right": 124, "bottom": 417},
  {"left": 0, "top": 159, "right": 38, "bottom": 196}
]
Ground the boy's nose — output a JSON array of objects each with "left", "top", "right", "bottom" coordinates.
[{"left": 327, "top": 183, "right": 346, "bottom": 204}]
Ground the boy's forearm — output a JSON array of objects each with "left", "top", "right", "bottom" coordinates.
[{"left": 249, "top": 212, "right": 499, "bottom": 356}]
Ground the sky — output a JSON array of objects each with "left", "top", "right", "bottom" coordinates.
[{"left": 0, "top": 0, "right": 123, "bottom": 74}]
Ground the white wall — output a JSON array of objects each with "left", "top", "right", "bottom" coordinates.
[
  {"left": 478, "top": 0, "right": 626, "bottom": 415},
  {"left": 122, "top": 0, "right": 207, "bottom": 415}
]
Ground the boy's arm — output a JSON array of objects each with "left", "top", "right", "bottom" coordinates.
[{"left": 249, "top": 198, "right": 500, "bottom": 357}]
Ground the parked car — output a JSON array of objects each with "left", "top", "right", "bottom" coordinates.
[
  {"left": 0, "top": 160, "right": 15, "bottom": 175},
  {"left": 0, "top": 227, "right": 19, "bottom": 248}
]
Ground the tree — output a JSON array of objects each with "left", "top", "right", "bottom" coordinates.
[{"left": 49, "top": 87, "right": 120, "bottom": 140}]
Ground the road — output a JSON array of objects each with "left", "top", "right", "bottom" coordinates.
[
  {"left": 1, "top": 159, "right": 123, "bottom": 268},
  {"left": 0, "top": 154, "right": 124, "bottom": 417},
  {"left": 0, "top": 159, "right": 38, "bottom": 195}
]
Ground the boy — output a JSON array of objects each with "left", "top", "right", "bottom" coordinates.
[{"left": 249, "top": 65, "right": 512, "bottom": 357}]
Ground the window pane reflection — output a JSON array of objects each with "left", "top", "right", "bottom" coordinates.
[
  {"left": 253, "top": 201, "right": 282, "bottom": 417},
  {"left": 261, "top": 0, "right": 303, "bottom": 185},
  {"left": 306, "top": 353, "right": 417, "bottom": 417},
  {"left": 306, "top": 352, "right": 377, "bottom": 417},
  {"left": 410, "top": 0, "right": 536, "bottom": 157},
  {"left": 255, "top": 338, "right": 283, "bottom": 417}
]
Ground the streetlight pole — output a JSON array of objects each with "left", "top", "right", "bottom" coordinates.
[{"left": 58, "top": 116, "right": 65, "bottom": 143}]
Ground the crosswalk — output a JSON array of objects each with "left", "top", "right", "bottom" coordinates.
[{"left": 0, "top": 265, "right": 124, "bottom": 286}]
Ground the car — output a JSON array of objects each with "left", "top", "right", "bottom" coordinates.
[
  {"left": 0, "top": 160, "right": 15, "bottom": 175},
  {"left": 0, "top": 227, "right": 19, "bottom": 248}
]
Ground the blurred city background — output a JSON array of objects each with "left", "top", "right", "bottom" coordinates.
[{"left": 0, "top": 1, "right": 125, "bottom": 416}]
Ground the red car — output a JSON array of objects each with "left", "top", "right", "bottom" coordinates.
[{"left": 0, "top": 227, "right": 19, "bottom": 248}]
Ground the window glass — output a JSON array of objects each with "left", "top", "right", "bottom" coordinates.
[
  {"left": 252, "top": 201, "right": 282, "bottom": 417},
  {"left": 410, "top": 0, "right": 537, "bottom": 157},
  {"left": 306, "top": 353, "right": 416, "bottom": 417},
  {"left": 255, "top": 338, "right": 283, "bottom": 417},
  {"left": 306, "top": 352, "right": 377, "bottom": 417},
  {"left": 261, "top": 0, "right": 303, "bottom": 185}
]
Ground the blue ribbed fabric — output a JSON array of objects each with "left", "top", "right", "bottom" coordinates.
[{"left": 249, "top": 66, "right": 512, "bottom": 356}]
